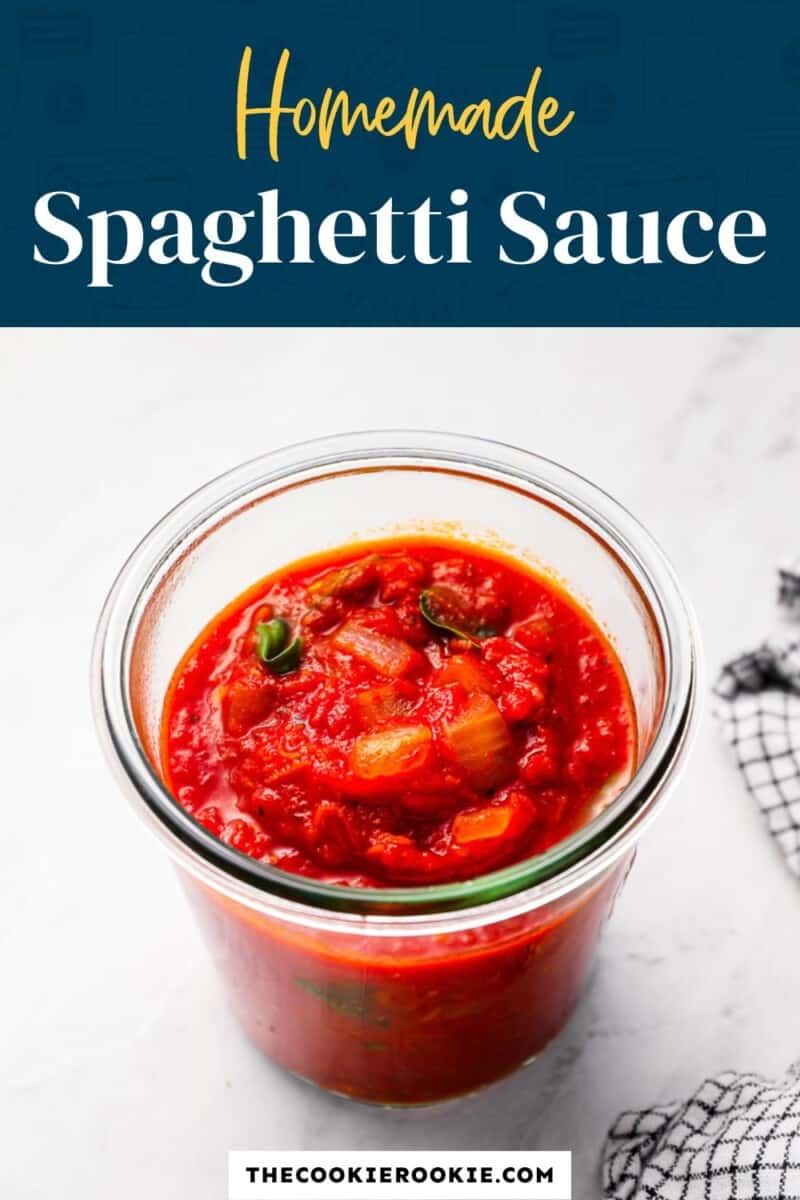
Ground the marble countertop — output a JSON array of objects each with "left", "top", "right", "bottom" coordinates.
[{"left": 3, "top": 328, "right": 798, "bottom": 1199}]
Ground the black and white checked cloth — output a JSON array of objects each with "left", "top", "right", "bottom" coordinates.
[
  {"left": 603, "top": 1063, "right": 800, "bottom": 1199},
  {"left": 714, "top": 557, "right": 800, "bottom": 877},
  {"left": 602, "top": 560, "right": 800, "bottom": 1198}
]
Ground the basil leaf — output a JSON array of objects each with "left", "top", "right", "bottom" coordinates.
[
  {"left": 419, "top": 586, "right": 495, "bottom": 641},
  {"left": 255, "top": 618, "right": 290, "bottom": 663},
  {"left": 294, "top": 977, "right": 389, "bottom": 1027},
  {"left": 266, "top": 636, "right": 303, "bottom": 675}
]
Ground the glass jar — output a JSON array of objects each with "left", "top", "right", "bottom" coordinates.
[{"left": 93, "top": 431, "right": 699, "bottom": 1106}]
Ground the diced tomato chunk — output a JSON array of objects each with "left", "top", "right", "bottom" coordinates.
[
  {"left": 430, "top": 559, "right": 510, "bottom": 631},
  {"left": 301, "top": 594, "right": 344, "bottom": 632},
  {"left": 533, "top": 787, "right": 570, "bottom": 832},
  {"left": 393, "top": 598, "right": 431, "bottom": 646},
  {"left": 195, "top": 805, "right": 224, "bottom": 836},
  {"left": 498, "top": 683, "right": 545, "bottom": 723},
  {"left": 365, "top": 834, "right": 433, "bottom": 881},
  {"left": 482, "top": 638, "right": 549, "bottom": 723},
  {"left": 220, "top": 818, "right": 268, "bottom": 857},
  {"left": 377, "top": 555, "right": 428, "bottom": 602},
  {"left": 514, "top": 601, "right": 557, "bottom": 654},
  {"left": 566, "top": 716, "right": 626, "bottom": 786},
  {"left": 518, "top": 726, "right": 559, "bottom": 786},
  {"left": 221, "top": 673, "right": 273, "bottom": 736},
  {"left": 310, "top": 800, "right": 361, "bottom": 867},
  {"left": 308, "top": 555, "right": 380, "bottom": 599}
]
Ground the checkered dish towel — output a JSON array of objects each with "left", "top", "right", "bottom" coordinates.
[
  {"left": 602, "top": 560, "right": 800, "bottom": 1200},
  {"left": 714, "top": 558, "right": 800, "bottom": 876}
]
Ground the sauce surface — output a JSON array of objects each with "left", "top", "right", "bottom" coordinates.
[{"left": 163, "top": 539, "right": 634, "bottom": 887}]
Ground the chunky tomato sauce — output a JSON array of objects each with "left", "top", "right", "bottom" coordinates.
[{"left": 163, "top": 539, "right": 634, "bottom": 887}]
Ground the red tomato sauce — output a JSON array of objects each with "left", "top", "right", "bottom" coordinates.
[
  {"left": 181, "top": 855, "right": 632, "bottom": 1104},
  {"left": 163, "top": 538, "right": 634, "bottom": 887}
]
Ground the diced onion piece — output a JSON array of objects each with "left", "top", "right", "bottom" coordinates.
[
  {"left": 354, "top": 683, "right": 414, "bottom": 727},
  {"left": 441, "top": 693, "right": 514, "bottom": 790},
  {"left": 349, "top": 725, "right": 432, "bottom": 781},
  {"left": 435, "top": 654, "right": 496, "bottom": 695},
  {"left": 332, "top": 620, "right": 420, "bottom": 678},
  {"left": 451, "top": 790, "right": 537, "bottom": 858},
  {"left": 451, "top": 805, "right": 514, "bottom": 844}
]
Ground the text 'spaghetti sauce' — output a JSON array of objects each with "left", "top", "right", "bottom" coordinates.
[{"left": 162, "top": 539, "right": 636, "bottom": 1103}]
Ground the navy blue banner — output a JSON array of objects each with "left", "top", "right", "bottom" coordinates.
[{"left": 2, "top": 0, "right": 799, "bottom": 324}]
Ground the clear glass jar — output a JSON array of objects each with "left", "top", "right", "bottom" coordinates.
[{"left": 93, "top": 431, "right": 700, "bottom": 1106}]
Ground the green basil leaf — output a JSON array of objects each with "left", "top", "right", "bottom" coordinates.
[
  {"left": 419, "top": 586, "right": 496, "bottom": 641},
  {"left": 294, "top": 977, "right": 389, "bottom": 1027},
  {"left": 266, "top": 636, "right": 303, "bottom": 675},
  {"left": 255, "top": 618, "right": 290, "bottom": 663}
]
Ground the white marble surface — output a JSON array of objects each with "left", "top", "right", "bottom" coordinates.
[{"left": 2, "top": 328, "right": 799, "bottom": 1200}]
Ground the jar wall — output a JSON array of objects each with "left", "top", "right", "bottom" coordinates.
[{"left": 180, "top": 851, "right": 633, "bottom": 1105}]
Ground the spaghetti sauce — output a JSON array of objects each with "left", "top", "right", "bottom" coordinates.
[
  {"left": 164, "top": 539, "right": 633, "bottom": 883},
  {"left": 161, "top": 538, "right": 636, "bottom": 1102}
]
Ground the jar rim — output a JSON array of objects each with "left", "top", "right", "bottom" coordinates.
[{"left": 92, "top": 430, "right": 701, "bottom": 928}]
